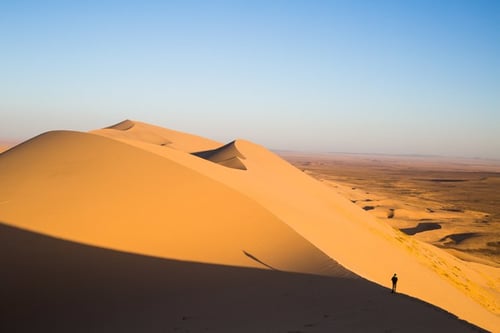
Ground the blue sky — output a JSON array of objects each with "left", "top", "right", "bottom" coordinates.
[{"left": 1, "top": 0, "right": 499, "bottom": 158}]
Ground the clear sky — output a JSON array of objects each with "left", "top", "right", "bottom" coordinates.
[{"left": 1, "top": 0, "right": 499, "bottom": 158}]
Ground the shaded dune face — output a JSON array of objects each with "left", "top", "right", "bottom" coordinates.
[
  {"left": 0, "top": 223, "right": 484, "bottom": 333},
  {"left": 193, "top": 141, "right": 247, "bottom": 170},
  {"left": 0, "top": 130, "right": 341, "bottom": 277}
]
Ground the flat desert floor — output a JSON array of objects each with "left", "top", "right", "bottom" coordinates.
[{"left": 280, "top": 152, "right": 500, "bottom": 268}]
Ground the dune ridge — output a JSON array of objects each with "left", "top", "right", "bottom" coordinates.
[
  {"left": 106, "top": 119, "right": 136, "bottom": 131},
  {"left": 92, "top": 119, "right": 221, "bottom": 152},
  {"left": 0, "top": 120, "right": 498, "bottom": 331}
]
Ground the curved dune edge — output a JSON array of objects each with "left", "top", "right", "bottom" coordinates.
[
  {"left": 193, "top": 141, "right": 247, "bottom": 170},
  {"left": 106, "top": 119, "right": 136, "bottom": 131},
  {"left": 0, "top": 120, "right": 498, "bottom": 331}
]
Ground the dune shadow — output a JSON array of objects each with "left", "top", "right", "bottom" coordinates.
[
  {"left": 192, "top": 141, "right": 247, "bottom": 170},
  {"left": 400, "top": 222, "right": 442, "bottom": 236},
  {"left": 243, "top": 250, "right": 278, "bottom": 270},
  {"left": 439, "top": 233, "right": 481, "bottom": 245},
  {"left": 0, "top": 222, "right": 485, "bottom": 332}
]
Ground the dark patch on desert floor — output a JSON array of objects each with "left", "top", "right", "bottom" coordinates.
[{"left": 401, "top": 222, "right": 442, "bottom": 235}]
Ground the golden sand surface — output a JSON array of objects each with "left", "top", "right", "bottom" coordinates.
[{"left": 0, "top": 121, "right": 499, "bottom": 331}]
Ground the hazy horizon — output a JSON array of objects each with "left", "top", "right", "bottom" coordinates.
[{"left": 1, "top": 1, "right": 499, "bottom": 159}]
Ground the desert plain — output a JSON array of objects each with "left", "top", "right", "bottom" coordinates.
[
  {"left": 0, "top": 120, "right": 499, "bottom": 332},
  {"left": 280, "top": 153, "right": 500, "bottom": 268}
]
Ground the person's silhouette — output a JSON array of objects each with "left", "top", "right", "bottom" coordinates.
[{"left": 391, "top": 273, "right": 398, "bottom": 293}]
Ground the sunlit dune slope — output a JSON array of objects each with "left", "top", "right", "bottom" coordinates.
[
  {"left": 0, "top": 120, "right": 498, "bottom": 331},
  {"left": 0, "top": 130, "right": 342, "bottom": 277}
]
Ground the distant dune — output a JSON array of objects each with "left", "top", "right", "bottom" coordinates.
[{"left": 0, "top": 120, "right": 498, "bottom": 331}]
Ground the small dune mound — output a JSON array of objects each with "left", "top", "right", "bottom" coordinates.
[
  {"left": 105, "top": 119, "right": 135, "bottom": 131},
  {"left": 400, "top": 222, "right": 442, "bottom": 235},
  {"left": 193, "top": 140, "right": 247, "bottom": 170}
]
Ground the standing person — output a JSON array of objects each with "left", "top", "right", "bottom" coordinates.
[{"left": 391, "top": 273, "right": 398, "bottom": 293}]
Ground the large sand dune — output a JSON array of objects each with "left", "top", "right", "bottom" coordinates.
[{"left": 0, "top": 120, "right": 498, "bottom": 331}]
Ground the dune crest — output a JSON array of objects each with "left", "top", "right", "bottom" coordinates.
[
  {"left": 0, "top": 121, "right": 498, "bottom": 331},
  {"left": 106, "top": 119, "right": 136, "bottom": 131},
  {"left": 92, "top": 119, "right": 221, "bottom": 152}
]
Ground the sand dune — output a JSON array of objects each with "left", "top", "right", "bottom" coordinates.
[
  {"left": 0, "top": 120, "right": 498, "bottom": 331},
  {"left": 0, "top": 130, "right": 338, "bottom": 276}
]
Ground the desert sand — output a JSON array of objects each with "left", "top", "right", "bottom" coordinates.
[{"left": 0, "top": 120, "right": 498, "bottom": 332}]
